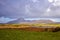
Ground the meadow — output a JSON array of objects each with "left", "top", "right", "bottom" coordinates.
[
  {"left": 0, "top": 29, "right": 60, "bottom": 40},
  {"left": 0, "top": 23, "right": 60, "bottom": 28},
  {"left": 0, "top": 24, "right": 60, "bottom": 40}
]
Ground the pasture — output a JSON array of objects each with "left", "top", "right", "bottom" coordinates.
[
  {"left": 0, "top": 24, "right": 60, "bottom": 28},
  {"left": 0, "top": 24, "right": 60, "bottom": 40},
  {"left": 0, "top": 29, "right": 60, "bottom": 40}
]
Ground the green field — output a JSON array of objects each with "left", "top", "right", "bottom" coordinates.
[{"left": 0, "top": 29, "right": 60, "bottom": 40}]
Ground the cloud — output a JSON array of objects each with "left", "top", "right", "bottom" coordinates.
[
  {"left": 48, "top": 0, "right": 54, "bottom": 3},
  {"left": 46, "top": 8, "right": 51, "bottom": 12},
  {"left": 25, "top": 0, "right": 50, "bottom": 18},
  {"left": 55, "top": 0, "right": 60, "bottom": 6},
  {"left": 0, "top": 0, "right": 60, "bottom": 18},
  {"left": 48, "top": 0, "right": 60, "bottom": 6},
  {"left": 50, "top": 18, "right": 60, "bottom": 22},
  {"left": 24, "top": 0, "right": 60, "bottom": 18},
  {"left": 0, "top": 0, "right": 26, "bottom": 18},
  {"left": 0, "top": 17, "right": 16, "bottom": 23},
  {"left": 31, "top": 0, "right": 38, "bottom": 3},
  {"left": 0, "top": 0, "right": 60, "bottom": 23}
]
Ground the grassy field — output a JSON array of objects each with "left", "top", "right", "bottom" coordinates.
[
  {"left": 0, "top": 29, "right": 60, "bottom": 40},
  {"left": 0, "top": 24, "right": 60, "bottom": 28}
]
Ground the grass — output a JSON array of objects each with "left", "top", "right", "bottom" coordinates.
[
  {"left": 0, "top": 29, "right": 60, "bottom": 40},
  {"left": 0, "top": 24, "right": 60, "bottom": 28},
  {"left": 32, "top": 24, "right": 60, "bottom": 27}
]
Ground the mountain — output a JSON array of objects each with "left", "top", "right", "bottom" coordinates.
[
  {"left": 21, "top": 20, "right": 54, "bottom": 24},
  {"left": 7, "top": 18, "right": 25, "bottom": 24},
  {"left": 32, "top": 20, "right": 54, "bottom": 23},
  {"left": 53, "top": 22, "right": 60, "bottom": 24},
  {"left": 7, "top": 18, "right": 55, "bottom": 24},
  {"left": 7, "top": 18, "right": 31, "bottom": 24}
]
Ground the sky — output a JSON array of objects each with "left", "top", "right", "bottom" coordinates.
[{"left": 0, "top": 0, "right": 60, "bottom": 23}]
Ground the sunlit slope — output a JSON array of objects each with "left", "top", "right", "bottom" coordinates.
[{"left": 0, "top": 24, "right": 60, "bottom": 28}]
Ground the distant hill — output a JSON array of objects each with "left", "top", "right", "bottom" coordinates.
[
  {"left": 32, "top": 20, "right": 54, "bottom": 23},
  {"left": 7, "top": 18, "right": 25, "bottom": 24},
  {"left": 53, "top": 22, "right": 60, "bottom": 24},
  {"left": 7, "top": 18, "right": 31, "bottom": 24},
  {"left": 20, "top": 20, "right": 55, "bottom": 24},
  {"left": 7, "top": 18, "right": 56, "bottom": 24}
]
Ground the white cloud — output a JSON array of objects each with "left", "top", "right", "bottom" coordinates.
[
  {"left": 48, "top": 0, "right": 54, "bottom": 3},
  {"left": 46, "top": 8, "right": 51, "bottom": 12},
  {"left": 50, "top": 18, "right": 60, "bottom": 22},
  {"left": 0, "top": 17, "right": 16, "bottom": 23},
  {"left": 49, "top": 0, "right": 60, "bottom": 6},
  {"left": 48, "top": 0, "right": 60, "bottom": 6},
  {"left": 42, "top": 7, "right": 51, "bottom": 17},
  {"left": 50, "top": 19, "right": 56, "bottom": 22},
  {"left": 54, "top": 0, "right": 60, "bottom": 6}
]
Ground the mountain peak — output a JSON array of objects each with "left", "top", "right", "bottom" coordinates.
[{"left": 7, "top": 18, "right": 25, "bottom": 24}]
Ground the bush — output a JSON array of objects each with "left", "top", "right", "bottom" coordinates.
[{"left": 53, "top": 27, "right": 60, "bottom": 32}]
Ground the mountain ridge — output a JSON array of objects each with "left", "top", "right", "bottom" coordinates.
[{"left": 7, "top": 18, "right": 59, "bottom": 24}]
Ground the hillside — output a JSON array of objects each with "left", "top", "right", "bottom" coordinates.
[
  {"left": 7, "top": 18, "right": 25, "bottom": 24},
  {"left": 7, "top": 18, "right": 55, "bottom": 24}
]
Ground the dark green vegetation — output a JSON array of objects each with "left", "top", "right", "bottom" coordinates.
[{"left": 0, "top": 29, "right": 60, "bottom": 40}]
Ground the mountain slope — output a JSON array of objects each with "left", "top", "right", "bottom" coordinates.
[{"left": 7, "top": 18, "right": 25, "bottom": 24}]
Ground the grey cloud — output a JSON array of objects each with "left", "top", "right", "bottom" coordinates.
[
  {"left": 0, "top": 0, "right": 60, "bottom": 18},
  {"left": 25, "top": 0, "right": 50, "bottom": 18},
  {"left": 0, "top": 0, "right": 26, "bottom": 18},
  {"left": 47, "top": 6, "right": 60, "bottom": 18}
]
